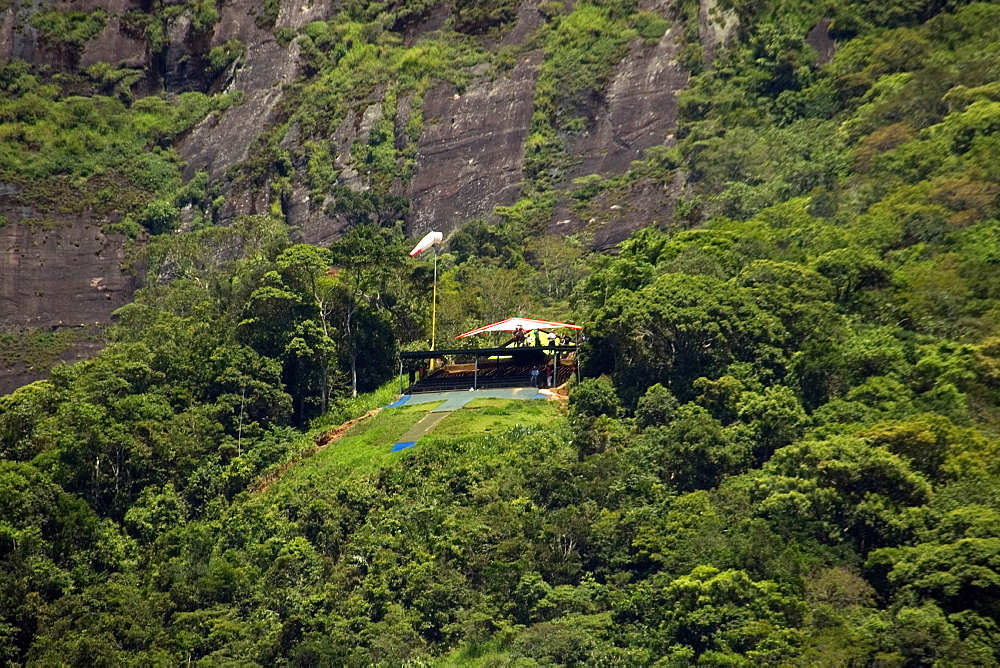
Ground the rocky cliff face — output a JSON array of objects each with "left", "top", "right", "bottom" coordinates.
[
  {"left": 0, "top": 215, "right": 133, "bottom": 392},
  {"left": 0, "top": 0, "right": 727, "bottom": 392},
  {"left": 0, "top": 219, "right": 132, "bottom": 328},
  {"left": 551, "top": 9, "right": 690, "bottom": 248},
  {"left": 0, "top": 0, "right": 706, "bottom": 230},
  {"left": 405, "top": 50, "right": 543, "bottom": 237},
  {"left": 178, "top": 0, "right": 701, "bottom": 243}
]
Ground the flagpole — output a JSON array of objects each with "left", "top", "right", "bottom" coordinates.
[{"left": 431, "top": 248, "right": 437, "bottom": 354}]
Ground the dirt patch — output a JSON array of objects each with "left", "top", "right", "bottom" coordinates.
[
  {"left": 538, "top": 386, "right": 570, "bottom": 403},
  {"left": 251, "top": 406, "right": 384, "bottom": 494},
  {"left": 315, "top": 407, "right": 383, "bottom": 447}
]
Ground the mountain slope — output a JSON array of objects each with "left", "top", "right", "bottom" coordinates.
[
  {"left": 1, "top": 0, "right": 701, "bottom": 390},
  {"left": 3, "top": 0, "right": 1000, "bottom": 663}
]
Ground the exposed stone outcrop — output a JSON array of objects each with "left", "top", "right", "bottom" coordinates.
[
  {"left": 0, "top": 0, "right": 44, "bottom": 63},
  {"left": 0, "top": 218, "right": 134, "bottom": 392},
  {"left": 80, "top": 13, "right": 146, "bottom": 69},
  {"left": 546, "top": 4, "right": 690, "bottom": 245},
  {"left": 699, "top": 0, "right": 738, "bottom": 66},
  {"left": 284, "top": 94, "right": 393, "bottom": 246},
  {"left": 274, "top": 0, "right": 341, "bottom": 32},
  {"left": 496, "top": 0, "right": 544, "bottom": 49},
  {"left": 177, "top": 20, "right": 300, "bottom": 180},
  {"left": 0, "top": 219, "right": 133, "bottom": 328},
  {"left": 806, "top": 19, "right": 835, "bottom": 66},
  {"left": 569, "top": 29, "right": 688, "bottom": 179},
  {"left": 405, "top": 51, "right": 543, "bottom": 237}
]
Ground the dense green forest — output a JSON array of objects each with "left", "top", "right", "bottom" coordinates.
[{"left": 4, "top": 0, "right": 1000, "bottom": 664}]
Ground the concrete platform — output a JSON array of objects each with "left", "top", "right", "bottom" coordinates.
[
  {"left": 388, "top": 388, "right": 555, "bottom": 453},
  {"left": 403, "top": 387, "right": 545, "bottom": 411}
]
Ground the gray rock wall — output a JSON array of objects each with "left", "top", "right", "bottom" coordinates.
[
  {"left": 0, "top": 222, "right": 132, "bottom": 328},
  {"left": 406, "top": 51, "right": 543, "bottom": 237},
  {"left": 0, "top": 219, "right": 134, "bottom": 392}
]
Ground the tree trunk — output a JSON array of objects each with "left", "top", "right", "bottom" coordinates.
[
  {"left": 297, "top": 359, "right": 306, "bottom": 426},
  {"left": 351, "top": 354, "right": 358, "bottom": 397},
  {"left": 346, "top": 306, "right": 358, "bottom": 396},
  {"left": 321, "top": 364, "right": 328, "bottom": 413}
]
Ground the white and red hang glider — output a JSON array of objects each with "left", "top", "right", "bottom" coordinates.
[
  {"left": 455, "top": 317, "right": 583, "bottom": 339},
  {"left": 409, "top": 231, "right": 443, "bottom": 257}
]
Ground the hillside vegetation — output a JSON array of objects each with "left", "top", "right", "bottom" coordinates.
[{"left": 3, "top": 0, "right": 1000, "bottom": 665}]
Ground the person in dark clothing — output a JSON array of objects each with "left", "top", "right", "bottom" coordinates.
[{"left": 513, "top": 325, "right": 526, "bottom": 347}]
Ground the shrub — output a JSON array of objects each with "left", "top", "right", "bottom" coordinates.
[
  {"left": 635, "top": 383, "right": 678, "bottom": 428},
  {"left": 208, "top": 40, "right": 246, "bottom": 72},
  {"left": 137, "top": 200, "right": 180, "bottom": 235},
  {"left": 569, "top": 377, "right": 621, "bottom": 423},
  {"left": 191, "top": 0, "right": 219, "bottom": 34},
  {"left": 29, "top": 10, "right": 106, "bottom": 51}
]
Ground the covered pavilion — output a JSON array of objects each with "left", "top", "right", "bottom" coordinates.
[{"left": 397, "top": 317, "right": 583, "bottom": 394}]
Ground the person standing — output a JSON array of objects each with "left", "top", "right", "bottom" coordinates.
[
  {"left": 545, "top": 364, "right": 552, "bottom": 388},
  {"left": 530, "top": 366, "right": 539, "bottom": 388}
]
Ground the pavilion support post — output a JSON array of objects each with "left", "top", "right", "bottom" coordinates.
[
  {"left": 554, "top": 352, "right": 559, "bottom": 388},
  {"left": 399, "top": 359, "right": 404, "bottom": 395},
  {"left": 474, "top": 357, "right": 478, "bottom": 391}
]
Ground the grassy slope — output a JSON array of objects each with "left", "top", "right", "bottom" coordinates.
[
  {"left": 429, "top": 397, "right": 564, "bottom": 439},
  {"left": 270, "top": 398, "right": 565, "bottom": 492}
]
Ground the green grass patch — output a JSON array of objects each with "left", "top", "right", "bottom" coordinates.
[
  {"left": 272, "top": 398, "right": 563, "bottom": 492},
  {"left": 341, "top": 402, "right": 438, "bottom": 439},
  {"left": 310, "top": 378, "right": 402, "bottom": 430},
  {"left": 428, "top": 398, "right": 564, "bottom": 439},
  {"left": 274, "top": 403, "right": 443, "bottom": 487},
  {"left": 0, "top": 327, "right": 82, "bottom": 370}
]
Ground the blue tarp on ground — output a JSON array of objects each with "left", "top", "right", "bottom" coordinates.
[
  {"left": 386, "top": 395, "right": 412, "bottom": 408},
  {"left": 391, "top": 441, "right": 416, "bottom": 452}
]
